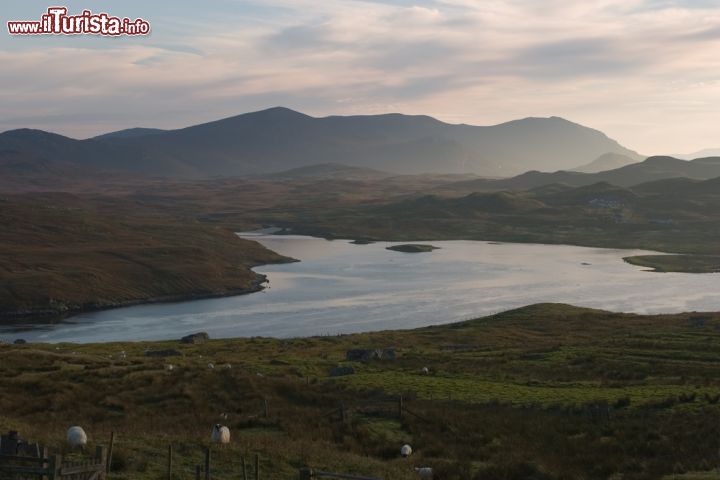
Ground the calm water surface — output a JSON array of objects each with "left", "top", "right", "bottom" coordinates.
[{"left": 2, "top": 234, "right": 719, "bottom": 343}]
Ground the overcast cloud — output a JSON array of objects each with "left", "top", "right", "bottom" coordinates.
[{"left": 1, "top": 0, "right": 719, "bottom": 154}]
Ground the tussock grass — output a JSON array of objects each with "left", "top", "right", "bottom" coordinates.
[{"left": 3, "top": 304, "right": 720, "bottom": 479}]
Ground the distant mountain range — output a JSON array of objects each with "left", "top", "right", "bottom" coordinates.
[
  {"left": 571, "top": 152, "right": 637, "bottom": 173},
  {"left": 438, "top": 155, "right": 720, "bottom": 193},
  {"left": 0, "top": 107, "right": 642, "bottom": 178},
  {"left": 672, "top": 148, "right": 720, "bottom": 160}
]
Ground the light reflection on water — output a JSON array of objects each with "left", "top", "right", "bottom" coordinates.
[{"left": 2, "top": 234, "right": 718, "bottom": 343}]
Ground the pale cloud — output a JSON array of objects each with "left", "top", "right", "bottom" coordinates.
[{"left": 1, "top": 0, "right": 719, "bottom": 154}]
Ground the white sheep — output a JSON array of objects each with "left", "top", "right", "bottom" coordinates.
[
  {"left": 421, "top": 367, "right": 430, "bottom": 374},
  {"left": 400, "top": 444, "right": 412, "bottom": 457},
  {"left": 415, "top": 467, "right": 433, "bottom": 478},
  {"left": 66, "top": 426, "right": 87, "bottom": 451},
  {"left": 207, "top": 363, "right": 215, "bottom": 369},
  {"left": 211, "top": 424, "right": 230, "bottom": 444},
  {"left": 165, "top": 364, "right": 175, "bottom": 371}
]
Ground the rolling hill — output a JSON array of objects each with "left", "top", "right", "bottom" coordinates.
[
  {"left": 571, "top": 152, "right": 637, "bottom": 173},
  {"left": 0, "top": 107, "right": 642, "bottom": 178},
  {"left": 0, "top": 194, "right": 292, "bottom": 320},
  {"left": 440, "top": 155, "right": 720, "bottom": 193},
  {"left": 258, "top": 174, "right": 720, "bottom": 272}
]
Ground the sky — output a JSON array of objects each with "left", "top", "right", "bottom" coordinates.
[{"left": 1, "top": 0, "right": 719, "bottom": 155}]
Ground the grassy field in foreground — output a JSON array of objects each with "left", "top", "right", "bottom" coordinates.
[{"left": 3, "top": 304, "right": 720, "bottom": 479}]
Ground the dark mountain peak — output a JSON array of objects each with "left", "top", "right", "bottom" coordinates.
[
  {"left": 642, "top": 156, "right": 685, "bottom": 167},
  {"left": 93, "top": 127, "right": 167, "bottom": 141},
  {"left": 246, "top": 106, "right": 311, "bottom": 119},
  {"left": 644, "top": 155, "right": 680, "bottom": 161},
  {"left": 514, "top": 170, "right": 542, "bottom": 177},
  {"left": 498, "top": 116, "right": 577, "bottom": 128},
  {"left": 321, "top": 112, "right": 447, "bottom": 132},
  {"left": 335, "top": 111, "right": 443, "bottom": 122},
  {"left": 175, "top": 106, "right": 313, "bottom": 134},
  {"left": 0, "top": 128, "right": 73, "bottom": 140}
]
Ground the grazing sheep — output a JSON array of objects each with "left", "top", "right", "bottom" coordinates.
[
  {"left": 66, "top": 426, "right": 87, "bottom": 451},
  {"left": 207, "top": 363, "right": 215, "bottom": 369},
  {"left": 165, "top": 364, "right": 175, "bottom": 371},
  {"left": 415, "top": 467, "right": 433, "bottom": 478},
  {"left": 211, "top": 424, "right": 230, "bottom": 444},
  {"left": 421, "top": 367, "right": 430, "bottom": 374},
  {"left": 400, "top": 444, "right": 412, "bottom": 457}
]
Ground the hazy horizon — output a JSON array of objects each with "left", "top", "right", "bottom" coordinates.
[{"left": 3, "top": 0, "right": 720, "bottom": 156}]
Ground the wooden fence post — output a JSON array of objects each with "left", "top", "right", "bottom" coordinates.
[
  {"left": 41, "top": 445, "right": 49, "bottom": 476},
  {"left": 167, "top": 444, "right": 173, "bottom": 480},
  {"left": 242, "top": 456, "right": 248, "bottom": 480},
  {"left": 299, "top": 467, "right": 313, "bottom": 480},
  {"left": 96, "top": 446, "right": 107, "bottom": 480},
  {"left": 205, "top": 447, "right": 211, "bottom": 480},
  {"left": 398, "top": 395, "right": 404, "bottom": 419},
  {"left": 48, "top": 454, "right": 62, "bottom": 480},
  {"left": 255, "top": 453, "right": 260, "bottom": 480},
  {"left": 264, "top": 398, "right": 269, "bottom": 418},
  {"left": 107, "top": 432, "right": 115, "bottom": 475}
]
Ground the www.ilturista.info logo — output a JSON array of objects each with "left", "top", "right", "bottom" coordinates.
[{"left": 7, "top": 7, "right": 150, "bottom": 36}]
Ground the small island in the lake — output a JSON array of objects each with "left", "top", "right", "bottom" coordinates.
[
  {"left": 386, "top": 243, "right": 440, "bottom": 253},
  {"left": 350, "top": 239, "right": 375, "bottom": 245}
]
